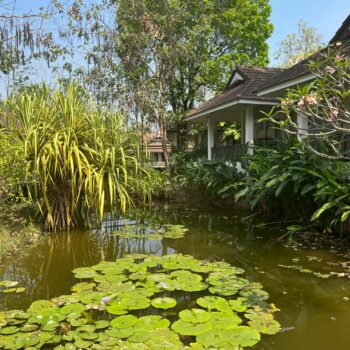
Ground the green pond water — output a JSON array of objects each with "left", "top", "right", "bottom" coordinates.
[{"left": 1, "top": 204, "right": 350, "bottom": 350}]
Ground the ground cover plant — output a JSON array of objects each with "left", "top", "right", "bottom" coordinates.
[{"left": 0, "top": 253, "right": 280, "bottom": 349}]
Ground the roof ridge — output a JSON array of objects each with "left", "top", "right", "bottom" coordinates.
[{"left": 237, "top": 65, "right": 285, "bottom": 72}]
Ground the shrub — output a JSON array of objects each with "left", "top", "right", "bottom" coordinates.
[
  {"left": 5, "top": 84, "right": 151, "bottom": 230},
  {"left": 174, "top": 158, "right": 242, "bottom": 199}
]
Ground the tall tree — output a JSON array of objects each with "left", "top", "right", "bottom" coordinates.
[
  {"left": 0, "top": 0, "right": 65, "bottom": 96},
  {"left": 274, "top": 20, "right": 324, "bottom": 68},
  {"left": 115, "top": 0, "right": 273, "bottom": 167}
]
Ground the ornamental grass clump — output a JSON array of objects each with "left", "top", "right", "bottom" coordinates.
[{"left": 6, "top": 84, "right": 150, "bottom": 230}]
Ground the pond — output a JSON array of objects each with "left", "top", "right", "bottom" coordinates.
[{"left": 1, "top": 203, "right": 350, "bottom": 350}]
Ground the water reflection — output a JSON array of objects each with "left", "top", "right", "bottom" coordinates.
[{"left": 0, "top": 204, "right": 350, "bottom": 350}]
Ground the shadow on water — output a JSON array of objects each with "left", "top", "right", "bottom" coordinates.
[{"left": 0, "top": 203, "right": 350, "bottom": 350}]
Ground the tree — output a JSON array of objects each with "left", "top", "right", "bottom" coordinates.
[
  {"left": 0, "top": 0, "right": 65, "bottom": 97},
  {"left": 114, "top": 0, "right": 273, "bottom": 168},
  {"left": 266, "top": 42, "right": 350, "bottom": 160},
  {"left": 274, "top": 20, "right": 324, "bottom": 67}
]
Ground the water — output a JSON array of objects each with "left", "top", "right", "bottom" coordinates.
[{"left": 1, "top": 203, "right": 350, "bottom": 350}]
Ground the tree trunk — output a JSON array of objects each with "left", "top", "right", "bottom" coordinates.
[{"left": 159, "top": 118, "right": 170, "bottom": 171}]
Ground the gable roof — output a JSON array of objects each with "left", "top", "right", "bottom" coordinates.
[
  {"left": 258, "top": 15, "right": 350, "bottom": 95},
  {"left": 186, "top": 66, "right": 283, "bottom": 118},
  {"left": 330, "top": 14, "right": 350, "bottom": 43},
  {"left": 256, "top": 52, "right": 319, "bottom": 94},
  {"left": 186, "top": 14, "right": 350, "bottom": 120}
]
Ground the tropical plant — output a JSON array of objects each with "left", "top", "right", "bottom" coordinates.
[
  {"left": 5, "top": 84, "right": 150, "bottom": 230},
  {"left": 236, "top": 140, "right": 321, "bottom": 220},
  {"left": 174, "top": 159, "right": 242, "bottom": 199},
  {"left": 0, "top": 125, "right": 26, "bottom": 202},
  {"left": 234, "top": 138, "right": 350, "bottom": 232}
]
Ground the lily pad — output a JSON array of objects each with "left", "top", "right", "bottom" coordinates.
[
  {"left": 197, "top": 326, "right": 260, "bottom": 348},
  {"left": 171, "top": 319, "right": 212, "bottom": 336},
  {"left": 111, "top": 315, "right": 138, "bottom": 329},
  {"left": 60, "top": 303, "right": 85, "bottom": 315},
  {"left": 151, "top": 297, "right": 177, "bottom": 309},
  {"left": 179, "top": 309, "right": 210, "bottom": 323}
]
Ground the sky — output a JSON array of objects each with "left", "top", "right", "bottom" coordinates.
[
  {"left": 268, "top": 0, "right": 350, "bottom": 65},
  {"left": 1, "top": 0, "right": 349, "bottom": 96}
]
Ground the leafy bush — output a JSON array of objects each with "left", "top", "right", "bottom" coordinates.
[
  {"left": 237, "top": 139, "right": 350, "bottom": 232},
  {"left": 0, "top": 126, "right": 26, "bottom": 202},
  {"left": 174, "top": 158, "right": 242, "bottom": 199},
  {"left": 5, "top": 84, "right": 151, "bottom": 230}
]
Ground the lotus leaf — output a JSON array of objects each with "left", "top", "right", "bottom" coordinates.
[
  {"left": 95, "top": 320, "right": 110, "bottom": 329},
  {"left": 0, "top": 326, "right": 19, "bottom": 335},
  {"left": 208, "top": 312, "right": 242, "bottom": 329},
  {"left": 27, "top": 300, "right": 56, "bottom": 313},
  {"left": 0, "top": 281, "right": 19, "bottom": 288},
  {"left": 181, "top": 282, "right": 208, "bottom": 292},
  {"left": 106, "top": 302, "right": 128, "bottom": 315},
  {"left": 229, "top": 298, "right": 247, "bottom": 312},
  {"left": 20, "top": 324, "right": 39, "bottom": 332},
  {"left": 74, "top": 338, "right": 93, "bottom": 348},
  {"left": 68, "top": 318, "right": 86, "bottom": 327},
  {"left": 72, "top": 267, "right": 97, "bottom": 279},
  {"left": 125, "top": 298, "right": 151, "bottom": 310},
  {"left": 196, "top": 296, "right": 232, "bottom": 313},
  {"left": 248, "top": 316, "right": 281, "bottom": 335},
  {"left": 146, "top": 328, "right": 183, "bottom": 347},
  {"left": 106, "top": 327, "right": 134, "bottom": 338},
  {"left": 135, "top": 316, "right": 170, "bottom": 330},
  {"left": 151, "top": 297, "right": 177, "bottom": 309},
  {"left": 146, "top": 273, "right": 169, "bottom": 282},
  {"left": 71, "top": 282, "right": 95, "bottom": 293},
  {"left": 209, "top": 284, "right": 239, "bottom": 296},
  {"left": 179, "top": 309, "right": 210, "bottom": 323},
  {"left": 111, "top": 315, "right": 138, "bottom": 329},
  {"left": 76, "top": 324, "right": 96, "bottom": 333},
  {"left": 127, "top": 329, "right": 149, "bottom": 343},
  {"left": 197, "top": 295, "right": 224, "bottom": 308},
  {"left": 171, "top": 319, "right": 212, "bottom": 336},
  {"left": 197, "top": 326, "right": 260, "bottom": 348},
  {"left": 80, "top": 332, "right": 99, "bottom": 341},
  {"left": 60, "top": 303, "right": 85, "bottom": 315},
  {"left": 239, "top": 283, "right": 269, "bottom": 305}
]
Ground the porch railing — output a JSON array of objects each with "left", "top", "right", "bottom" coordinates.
[{"left": 212, "top": 144, "right": 247, "bottom": 161}]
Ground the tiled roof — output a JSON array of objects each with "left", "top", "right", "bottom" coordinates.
[
  {"left": 256, "top": 52, "right": 320, "bottom": 93},
  {"left": 330, "top": 14, "right": 350, "bottom": 43},
  {"left": 186, "top": 66, "right": 284, "bottom": 118}
]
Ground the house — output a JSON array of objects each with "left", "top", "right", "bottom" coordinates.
[
  {"left": 144, "top": 133, "right": 172, "bottom": 169},
  {"left": 186, "top": 15, "right": 350, "bottom": 161}
]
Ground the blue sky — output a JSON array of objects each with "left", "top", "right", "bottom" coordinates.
[{"left": 268, "top": 0, "right": 349, "bottom": 64}]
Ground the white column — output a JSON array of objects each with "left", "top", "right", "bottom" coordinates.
[
  {"left": 207, "top": 118, "right": 215, "bottom": 160},
  {"left": 297, "top": 112, "right": 308, "bottom": 140},
  {"left": 245, "top": 106, "right": 254, "bottom": 155}
]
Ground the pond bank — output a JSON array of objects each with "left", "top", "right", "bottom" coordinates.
[{"left": 0, "top": 205, "right": 41, "bottom": 261}]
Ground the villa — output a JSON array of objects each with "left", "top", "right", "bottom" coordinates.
[{"left": 186, "top": 15, "right": 350, "bottom": 161}]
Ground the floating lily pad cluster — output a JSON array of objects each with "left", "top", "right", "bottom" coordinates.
[
  {"left": 0, "top": 281, "right": 25, "bottom": 294},
  {"left": 112, "top": 224, "right": 188, "bottom": 240},
  {"left": 0, "top": 254, "right": 280, "bottom": 349}
]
